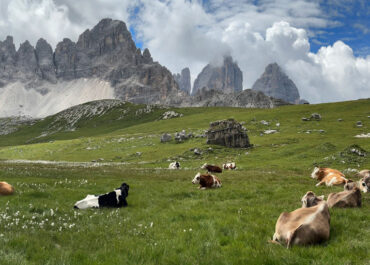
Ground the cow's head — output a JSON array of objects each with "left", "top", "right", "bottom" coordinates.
[
  {"left": 201, "top": 163, "right": 208, "bottom": 169},
  {"left": 301, "top": 191, "right": 324, "bottom": 208},
  {"left": 310, "top": 167, "right": 320, "bottom": 179},
  {"left": 175, "top": 162, "right": 180, "bottom": 168},
  {"left": 120, "top": 183, "right": 130, "bottom": 198},
  {"left": 358, "top": 178, "right": 369, "bottom": 193},
  {"left": 192, "top": 173, "right": 201, "bottom": 184}
]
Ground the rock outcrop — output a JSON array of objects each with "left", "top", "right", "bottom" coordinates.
[
  {"left": 252, "top": 63, "right": 300, "bottom": 104},
  {"left": 173, "top": 67, "right": 191, "bottom": 94},
  {"left": 185, "top": 87, "right": 289, "bottom": 108},
  {"left": 206, "top": 119, "right": 250, "bottom": 148},
  {"left": 192, "top": 56, "right": 242, "bottom": 95}
]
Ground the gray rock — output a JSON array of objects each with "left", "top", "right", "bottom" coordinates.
[
  {"left": 206, "top": 119, "right": 251, "bottom": 148},
  {"left": 194, "top": 148, "right": 202, "bottom": 155},
  {"left": 252, "top": 63, "right": 300, "bottom": 104},
  {"left": 160, "top": 133, "right": 172, "bottom": 143},
  {"left": 302, "top": 117, "right": 310, "bottom": 121},
  {"left": 263, "top": 129, "right": 278, "bottom": 134},
  {"left": 35, "top": 38, "right": 56, "bottom": 83},
  {"left": 173, "top": 67, "right": 191, "bottom": 94},
  {"left": 192, "top": 56, "right": 242, "bottom": 95},
  {"left": 338, "top": 118, "right": 343, "bottom": 122},
  {"left": 175, "top": 130, "right": 188, "bottom": 142},
  {"left": 16, "top": 40, "right": 39, "bottom": 79},
  {"left": 356, "top": 121, "right": 363, "bottom": 127},
  {"left": 311, "top": 113, "right": 321, "bottom": 120}
]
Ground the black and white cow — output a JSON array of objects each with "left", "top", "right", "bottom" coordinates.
[{"left": 74, "top": 183, "right": 129, "bottom": 209}]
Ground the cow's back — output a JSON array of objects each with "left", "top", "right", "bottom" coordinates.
[
  {"left": 328, "top": 189, "right": 361, "bottom": 208},
  {"left": 0, "top": 182, "right": 14, "bottom": 195}
]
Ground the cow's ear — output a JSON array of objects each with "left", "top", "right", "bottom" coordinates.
[{"left": 318, "top": 195, "right": 324, "bottom": 200}]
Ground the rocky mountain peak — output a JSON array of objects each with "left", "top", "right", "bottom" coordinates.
[
  {"left": 252, "top": 63, "right": 300, "bottom": 104},
  {"left": 192, "top": 56, "right": 243, "bottom": 95},
  {"left": 142, "top": 48, "right": 153, "bottom": 63},
  {"left": 16, "top": 40, "right": 38, "bottom": 76},
  {"left": 35, "top": 38, "right": 56, "bottom": 83},
  {"left": 173, "top": 67, "right": 191, "bottom": 94}
]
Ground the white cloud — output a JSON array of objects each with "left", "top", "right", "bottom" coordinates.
[{"left": 0, "top": 0, "right": 369, "bottom": 103}]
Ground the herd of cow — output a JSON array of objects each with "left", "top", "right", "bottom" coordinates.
[{"left": 0, "top": 164, "right": 369, "bottom": 249}]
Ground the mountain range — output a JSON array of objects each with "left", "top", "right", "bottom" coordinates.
[{"left": 0, "top": 18, "right": 303, "bottom": 118}]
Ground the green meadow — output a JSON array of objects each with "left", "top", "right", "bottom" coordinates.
[{"left": 0, "top": 99, "right": 369, "bottom": 264}]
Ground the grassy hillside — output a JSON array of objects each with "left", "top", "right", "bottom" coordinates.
[{"left": 0, "top": 99, "right": 369, "bottom": 265}]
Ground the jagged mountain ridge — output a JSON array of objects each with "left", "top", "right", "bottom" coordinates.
[
  {"left": 192, "top": 56, "right": 243, "bottom": 95},
  {"left": 0, "top": 18, "right": 184, "bottom": 117}
]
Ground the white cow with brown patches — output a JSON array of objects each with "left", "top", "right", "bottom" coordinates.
[
  {"left": 272, "top": 192, "right": 330, "bottom": 248},
  {"left": 310, "top": 167, "right": 348, "bottom": 187},
  {"left": 192, "top": 173, "right": 222, "bottom": 189}
]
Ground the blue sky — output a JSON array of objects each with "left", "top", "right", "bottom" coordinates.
[{"left": 312, "top": 1, "right": 369, "bottom": 56}]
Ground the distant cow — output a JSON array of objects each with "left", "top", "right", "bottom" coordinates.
[
  {"left": 192, "top": 173, "right": 222, "bottom": 189},
  {"left": 201, "top": 163, "right": 222, "bottom": 173},
  {"left": 310, "top": 167, "right": 348, "bottom": 187},
  {"left": 327, "top": 181, "right": 362, "bottom": 208},
  {"left": 272, "top": 191, "right": 330, "bottom": 248},
  {"left": 169, "top": 161, "right": 180, "bottom": 169},
  {"left": 74, "top": 183, "right": 129, "bottom": 209},
  {"left": 0, "top": 182, "right": 14, "bottom": 196},
  {"left": 223, "top": 162, "right": 236, "bottom": 170}
]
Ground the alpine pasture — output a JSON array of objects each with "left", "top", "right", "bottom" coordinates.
[{"left": 0, "top": 99, "right": 369, "bottom": 265}]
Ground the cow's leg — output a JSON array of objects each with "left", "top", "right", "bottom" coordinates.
[
  {"left": 315, "top": 181, "right": 325, "bottom": 187},
  {"left": 122, "top": 198, "right": 128, "bottom": 207}
]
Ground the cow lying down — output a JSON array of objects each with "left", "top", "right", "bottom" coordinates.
[
  {"left": 192, "top": 173, "right": 222, "bottom": 189},
  {"left": 74, "top": 183, "right": 129, "bottom": 209},
  {"left": 327, "top": 180, "right": 363, "bottom": 208},
  {"left": 272, "top": 191, "right": 330, "bottom": 248},
  {"left": 311, "top": 167, "right": 348, "bottom": 186},
  {"left": 0, "top": 181, "right": 14, "bottom": 196}
]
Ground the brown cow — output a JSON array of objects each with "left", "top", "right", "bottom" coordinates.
[
  {"left": 357, "top": 169, "right": 370, "bottom": 179},
  {"left": 310, "top": 167, "right": 348, "bottom": 187},
  {"left": 327, "top": 182, "right": 362, "bottom": 208},
  {"left": 0, "top": 182, "right": 14, "bottom": 195},
  {"left": 344, "top": 178, "right": 369, "bottom": 193},
  {"left": 192, "top": 173, "right": 222, "bottom": 189},
  {"left": 201, "top": 163, "right": 222, "bottom": 173},
  {"left": 272, "top": 191, "right": 330, "bottom": 248},
  {"left": 223, "top": 162, "right": 236, "bottom": 170}
]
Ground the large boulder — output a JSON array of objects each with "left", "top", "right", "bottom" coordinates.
[{"left": 206, "top": 119, "right": 250, "bottom": 148}]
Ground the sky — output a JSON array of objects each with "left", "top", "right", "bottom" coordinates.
[{"left": 0, "top": 0, "right": 369, "bottom": 103}]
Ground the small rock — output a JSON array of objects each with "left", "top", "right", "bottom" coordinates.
[
  {"left": 194, "top": 148, "right": 202, "bottom": 155},
  {"left": 319, "top": 130, "right": 325, "bottom": 133},
  {"left": 263, "top": 129, "right": 278, "bottom": 134},
  {"left": 97, "top": 158, "right": 104, "bottom": 162},
  {"left": 260, "top": 120, "right": 269, "bottom": 125},
  {"left": 306, "top": 130, "right": 311, "bottom": 134},
  {"left": 302, "top": 117, "right": 310, "bottom": 121},
  {"left": 276, "top": 123, "right": 280, "bottom": 127},
  {"left": 337, "top": 118, "right": 343, "bottom": 122},
  {"left": 160, "top": 133, "right": 172, "bottom": 143},
  {"left": 161, "top": 111, "right": 183, "bottom": 120},
  {"left": 311, "top": 113, "right": 321, "bottom": 121},
  {"left": 356, "top": 121, "right": 363, "bottom": 127},
  {"left": 136, "top": 152, "right": 142, "bottom": 156}
]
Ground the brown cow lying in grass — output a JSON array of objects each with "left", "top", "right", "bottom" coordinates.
[
  {"left": 327, "top": 181, "right": 362, "bottom": 208},
  {"left": 201, "top": 163, "right": 222, "bottom": 173},
  {"left": 192, "top": 173, "right": 222, "bottom": 189},
  {"left": 271, "top": 191, "right": 330, "bottom": 248},
  {"left": 0, "top": 182, "right": 14, "bottom": 195},
  {"left": 310, "top": 167, "right": 348, "bottom": 186}
]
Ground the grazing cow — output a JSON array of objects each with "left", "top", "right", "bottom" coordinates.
[
  {"left": 223, "top": 162, "right": 236, "bottom": 170},
  {"left": 310, "top": 167, "right": 348, "bottom": 187},
  {"left": 327, "top": 182, "right": 362, "bottom": 208},
  {"left": 192, "top": 173, "right": 222, "bottom": 189},
  {"left": 74, "top": 183, "right": 129, "bottom": 209},
  {"left": 0, "top": 182, "right": 14, "bottom": 196},
  {"left": 168, "top": 161, "right": 180, "bottom": 169},
  {"left": 357, "top": 169, "right": 370, "bottom": 179},
  {"left": 272, "top": 191, "right": 330, "bottom": 248},
  {"left": 344, "top": 178, "right": 369, "bottom": 193},
  {"left": 201, "top": 163, "right": 222, "bottom": 173}
]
